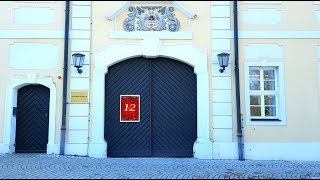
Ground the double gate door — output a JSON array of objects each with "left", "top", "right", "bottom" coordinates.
[
  {"left": 15, "top": 85, "right": 50, "bottom": 153},
  {"left": 105, "top": 57, "right": 197, "bottom": 157}
]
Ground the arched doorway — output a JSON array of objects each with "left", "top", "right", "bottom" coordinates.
[
  {"left": 15, "top": 85, "right": 50, "bottom": 153},
  {"left": 104, "top": 57, "right": 197, "bottom": 157}
]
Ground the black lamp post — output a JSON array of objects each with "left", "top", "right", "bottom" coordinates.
[
  {"left": 72, "top": 53, "right": 85, "bottom": 74},
  {"left": 217, "top": 52, "right": 230, "bottom": 73}
]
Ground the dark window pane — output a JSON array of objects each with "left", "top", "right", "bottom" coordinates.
[
  {"left": 250, "top": 95, "right": 261, "bottom": 105},
  {"left": 264, "top": 81, "right": 275, "bottom": 91},
  {"left": 264, "top": 95, "right": 276, "bottom": 105},
  {"left": 250, "top": 70, "right": 260, "bottom": 76},
  {"left": 250, "top": 81, "right": 260, "bottom": 90},
  {"left": 250, "top": 107, "right": 261, "bottom": 116},
  {"left": 264, "top": 70, "right": 275, "bottom": 80}
]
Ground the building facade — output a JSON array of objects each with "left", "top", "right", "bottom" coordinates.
[{"left": 0, "top": 1, "right": 319, "bottom": 161}]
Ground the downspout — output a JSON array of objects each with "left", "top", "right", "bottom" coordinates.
[
  {"left": 233, "top": 0, "right": 244, "bottom": 161},
  {"left": 60, "top": 0, "right": 70, "bottom": 155}
]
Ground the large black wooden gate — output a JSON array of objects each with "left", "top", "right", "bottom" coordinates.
[
  {"left": 105, "top": 57, "right": 197, "bottom": 157},
  {"left": 15, "top": 85, "right": 50, "bottom": 153}
]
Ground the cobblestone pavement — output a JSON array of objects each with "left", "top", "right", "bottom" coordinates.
[{"left": 0, "top": 154, "right": 319, "bottom": 179}]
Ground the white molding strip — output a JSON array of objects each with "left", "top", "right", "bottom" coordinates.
[
  {"left": 242, "top": 9, "right": 283, "bottom": 25},
  {"left": 14, "top": 7, "right": 55, "bottom": 25},
  {"left": 0, "top": 30, "right": 90, "bottom": 39},
  {"left": 110, "top": 31, "right": 192, "bottom": 40},
  {"left": 0, "top": 30, "right": 64, "bottom": 39},
  {"left": 212, "top": 30, "right": 320, "bottom": 39},
  {"left": 6, "top": 30, "right": 320, "bottom": 39},
  {"left": 242, "top": 1, "right": 283, "bottom": 5}
]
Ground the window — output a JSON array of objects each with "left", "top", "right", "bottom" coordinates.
[{"left": 244, "top": 62, "right": 286, "bottom": 126}]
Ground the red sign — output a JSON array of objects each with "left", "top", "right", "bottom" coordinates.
[{"left": 120, "top": 95, "right": 140, "bottom": 122}]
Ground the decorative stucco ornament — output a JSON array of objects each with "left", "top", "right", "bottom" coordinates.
[{"left": 123, "top": 6, "right": 180, "bottom": 32}]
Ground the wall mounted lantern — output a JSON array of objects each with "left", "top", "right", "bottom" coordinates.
[
  {"left": 217, "top": 52, "right": 230, "bottom": 73},
  {"left": 72, "top": 53, "right": 85, "bottom": 74}
]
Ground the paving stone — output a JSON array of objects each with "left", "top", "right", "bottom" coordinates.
[{"left": 0, "top": 154, "right": 319, "bottom": 179}]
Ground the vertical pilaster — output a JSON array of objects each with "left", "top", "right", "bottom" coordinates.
[
  {"left": 211, "top": 1, "right": 237, "bottom": 159},
  {"left": 318, "top": 46, "right": 320, "bottom": 95},
  {"left": 67, "top": 1, "right": 92, "bottom": 156}
]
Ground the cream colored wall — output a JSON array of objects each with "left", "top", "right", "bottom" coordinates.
[
  {"left": 239, "top": 1, "right": 320, "bottom": 30},
  {"left": 235, "top": 39, "right": 320, "bottom": 142},
  {"left": 0, "top": 39, "right": 65, "bottom": 144},
  {"left": 0, "top": 1, "right": 65, "bottom": 144},
  {"left": 231, "top": 1, "right": 320, "bottom": 143},
  {"left": 90, "top": 1, "right": 213, "bottom": 138}
]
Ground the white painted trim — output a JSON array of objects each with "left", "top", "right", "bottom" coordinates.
[
  {"left": 318, "top": 46, "right": 320, "bottom": 94},
  {"left": 14, "top": 7, "right": 55, "bottom": 25},
  {"left": 6, "top": 30, "right": 320, "bottom": 39},
  {"left": 242, "top": 1, "right": 283, "bottom": 5},
  {"left": 212, "top": 30, "right": 320, "bottom": 39},
  {"left": 45, "top": 144, "right": 88, "bottom": 156},
  {"left": 211, "top": 5, "right": 231, "bottom": 18},
  {"left": 245, "top": 142, "right": 320, "bottom": 161},
  {"left": 65, "top": 144, "right": 88, "bottom": 156},
  {"left": 0, "top": 30, "right": 89, "bottom": 39},
  {"left": 72, "top": 1, "right": 91, "bottom": 6},
  {"left": 212, "top": 142, "right": 238, "bottom": 159},
  {"left": 0, "top": 144, "right": 9, "bottom": 154},
  {"left": 211, "top": 1, "right": 230, "bottom": 6},
  {"left": 9, "top": 43, "right": 58, "bottom": 70},
  {"left": 244, "top": 61, "right": 286, "bottom": 126},
  {"left": 72, "top": 6, "right": 91, "bottom": 18},
  {"left": 2, "top": 75, "right": 57, "bottom": 154},
  {"left": 244, "top": 43, "right": 283, "bottom": 59},
  {"left": 0, "top": 30, "right": 64, "bottom": 39},
  {"left": 106, "top": 1, "right": 196, "bottom": 20},
  {"left": 242, "top": 9, "right": 283, "bottom": 25},
  {"left": 92, "top": 40, "right": 211, "bottom": 159},
  {"left": 17, "top": 1, "right": 55, "bottom": 3},
  {"left": 211, "top": 2, "right": 233, "bottom": 147},
  {"left": 110, "top": 31, "right": 192, "bottom": 40},
  {"left": 318, "top": 61, "right": 320, "bottom": 94}
]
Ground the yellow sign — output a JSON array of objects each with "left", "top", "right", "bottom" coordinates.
[{"left": 71, "top": 91, "right": 88, "bottom": 103}]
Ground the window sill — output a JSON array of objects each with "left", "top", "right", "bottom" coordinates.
[
  {"left": 251, "top": 118, "right": 281, "bottom": 121},
  {"left": 246, "top": 118, "right": 286, "bottom": 126}
]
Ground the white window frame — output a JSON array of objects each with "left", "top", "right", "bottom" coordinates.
[{"left": 244, "top": 61, "right": 286, "bottom": 126}]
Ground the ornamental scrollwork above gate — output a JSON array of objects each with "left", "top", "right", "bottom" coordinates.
[{"left": 123, "top": 6, "right": 180, "bottom": 32}]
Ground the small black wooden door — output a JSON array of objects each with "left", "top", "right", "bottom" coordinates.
[
  {"left": 105, "top": 57, "right": 197, "bottom": 157},
  {"left": 15, "top": 85, "right": 50, "bottom": 153}
]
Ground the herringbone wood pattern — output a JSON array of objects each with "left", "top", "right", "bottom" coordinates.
[
  {"left": 105, "top": 57, "right": 197, "bottom": 157},
  {"left": 15, "top": 85, "right": 50, "bottom": 153}
]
